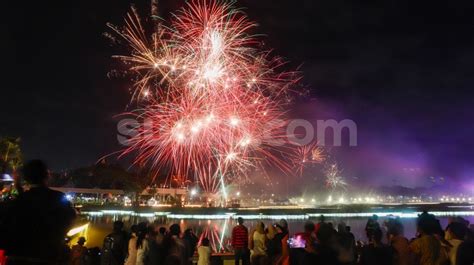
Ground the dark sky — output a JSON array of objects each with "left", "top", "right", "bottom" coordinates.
[{"left": 2, "top": 0, "right": 474, "bottom": 189}]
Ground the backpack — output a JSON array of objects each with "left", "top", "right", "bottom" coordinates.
[{"left": 101, "top": 235, "right": 115, "bottom": 265}]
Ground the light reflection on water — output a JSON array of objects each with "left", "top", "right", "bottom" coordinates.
[{"left": 80, "top": 214, "right": 474, "bottom": 250}]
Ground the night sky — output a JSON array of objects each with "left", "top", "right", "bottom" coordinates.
[{"left": 2, "top": 0, "right": 474, "bottom": 190}]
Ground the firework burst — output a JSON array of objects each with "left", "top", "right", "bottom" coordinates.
[
  {"left": 111, "top": 1, "right": 300, "bottom": 195},
  {"left": 291, "top": 142, "right": 325, "bottom": 176},
  {"left": 324, "top": 163, "right": 347, "bottom": 190}
]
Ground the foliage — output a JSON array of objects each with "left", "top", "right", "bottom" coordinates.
[
  {"left": 0, "top": 137, "right": 22, "bottom": 174},
  {"left": 64, "top": 162, "right": 144, "bottom": 192}
]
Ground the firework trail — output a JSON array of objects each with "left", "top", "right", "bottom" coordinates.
[{"left": 110, "top": 0, "right": 300, "bottom": 195}]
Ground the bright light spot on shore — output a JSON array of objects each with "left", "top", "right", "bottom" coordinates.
[
  {"left": 300, "top": 198, "right": 305, "bottom": 203},
  {"left": 148, "top": 198, "right": 158, "bottom": 206},
  {"left": 327, "top": 195, "right": 332, "bottom": 203},
  {"left": 191, "top": 189, "right": 197, "bottom": 196},
  {"left": 311, "top": 198, "right": 316, "bottom": 203}
]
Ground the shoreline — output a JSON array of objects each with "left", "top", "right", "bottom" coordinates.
[{"left": 78, "top": 202, "right": 474, "bottom": 219}]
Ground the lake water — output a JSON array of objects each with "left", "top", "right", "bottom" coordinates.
[{"left": 77, "top": 213, "right": 474, "bottom": 250}]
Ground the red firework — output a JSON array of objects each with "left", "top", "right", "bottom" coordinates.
[
  {"left": 291, "top": 142, "right": 326, "bottom": 176},
  {"left": 111, "top": 0, "right": 300, "bottom": 194}
]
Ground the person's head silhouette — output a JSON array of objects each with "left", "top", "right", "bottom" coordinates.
[
  {"left": 113, "top": 221, "right": 124, "bottom": 232},
  {"left": 22, "top": 160, "right": 49, "bottom": 186}
]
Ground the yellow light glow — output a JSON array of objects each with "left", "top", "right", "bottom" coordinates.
[{"left": 67, "top": 223, "right": 89, "bottom": 237}]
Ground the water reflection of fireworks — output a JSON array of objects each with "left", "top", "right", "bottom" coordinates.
[{"left": 197, "top": 219, "right": 230, "bottom": 252}]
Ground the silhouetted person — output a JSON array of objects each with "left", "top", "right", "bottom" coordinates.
[
  {"left": 146, "top": 226, "right": 162, "bottom": 265},
  {"left": 456, "top": 229, "right": 474, "bottom": 265},
  {"left": 359, "top": 228, "right": 393, "bottom": 265},
  {"left": 409, "top": 211, "right": 448, "bottom": 265},
  {"left": 183, "top": 228, "right": 198, "bottom": 265},
  {"left": 266, "top": 224, "right": 285, "bottom": 265},
  {"left": 446, "top": 222, "right": 468, "bottom": 265},
  {"left": 157, "top": 226, "right": 167, "bottom": 245},
  {"left": 315, "top": 215, "right": 326, "bottom": 239},
  {"left": 163, "top": 223, "right": 187, "bottom": 265},
  {"left": 71, "top": 237, "right": 88, "bottom": 265},
  {"left": 135, "top": 225, "right": 149, "bottom": 265},
  {"left": 386, "top": 217, "right": 411, "bottom": 265},
  {"left": 0, "top": 160, "right": 76, "bottom": 263},
  {"left": 125, "top": 225, "right": 139, "bottom": 265},
  {"left": 314, "top": 222, "right": 340, "bottom": 265},
  {"left": 335, "top": 223, "right": 356, "bottom": 264},
  {"left": 250, "top": 222, "right": 267, "bottom": 265},
  {"left": 101, "top": 221, "right": 128, "bottom": 265},
  {"left": 365, "top": 215, "right": 380, "bottom": 239},
  {"left": 277, "top": 219, "right": 290, "bottom": 265},
  {"left": 232, "top": 217, "right": 250, "bottom": 265}
]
